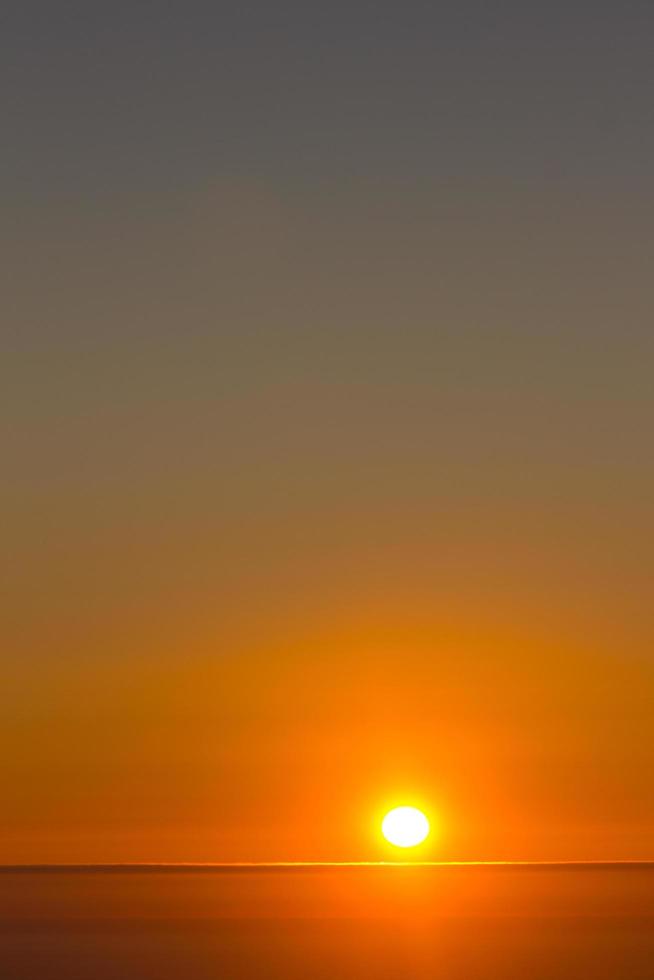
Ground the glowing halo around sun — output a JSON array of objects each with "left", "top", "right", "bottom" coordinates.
[{"left": 381, "top": 806, "right": 430, "bottom": 848}]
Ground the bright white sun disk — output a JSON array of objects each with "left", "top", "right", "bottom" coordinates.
[{"left": 382, "top": 806, "right": 430, "bottom": 848}]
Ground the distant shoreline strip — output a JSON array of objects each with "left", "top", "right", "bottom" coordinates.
[{"left": 2, "top": 861, "right": 654, "bottom": 874}]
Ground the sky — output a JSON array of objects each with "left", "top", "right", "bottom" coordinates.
[{"left": 2, "top": 1, "right": 654, "bottom": 863}]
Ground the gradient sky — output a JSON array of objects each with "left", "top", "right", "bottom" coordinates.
[{"left": 2, "top": 1, "right": 654, "bottom": 863}]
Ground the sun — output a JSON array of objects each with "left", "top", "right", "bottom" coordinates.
[{"left": 381, "top": 806, "right": 430, "bottom": 848}]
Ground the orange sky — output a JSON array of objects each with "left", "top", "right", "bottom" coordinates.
[
  {"left": 3, "top": 4, "right": 654, "bottom": 865},
  {"left": 4, "top": 576, "right": 653, "bottom": 862}
]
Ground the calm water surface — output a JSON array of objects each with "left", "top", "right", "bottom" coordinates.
[{"left": 1, "top": 866, "right": 653, "bottom": 979}]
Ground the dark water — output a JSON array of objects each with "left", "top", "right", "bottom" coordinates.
[{"left": 1, "top": 866, "right": 653, "bottom": 979}]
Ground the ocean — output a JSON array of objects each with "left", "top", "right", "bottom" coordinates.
[{"left": 1, "top": 864, "right": 653, "bottom": 979}]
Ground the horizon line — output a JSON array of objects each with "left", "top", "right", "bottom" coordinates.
[{"left": 2, "top": 861, "right": 654, "bottom": 874}]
